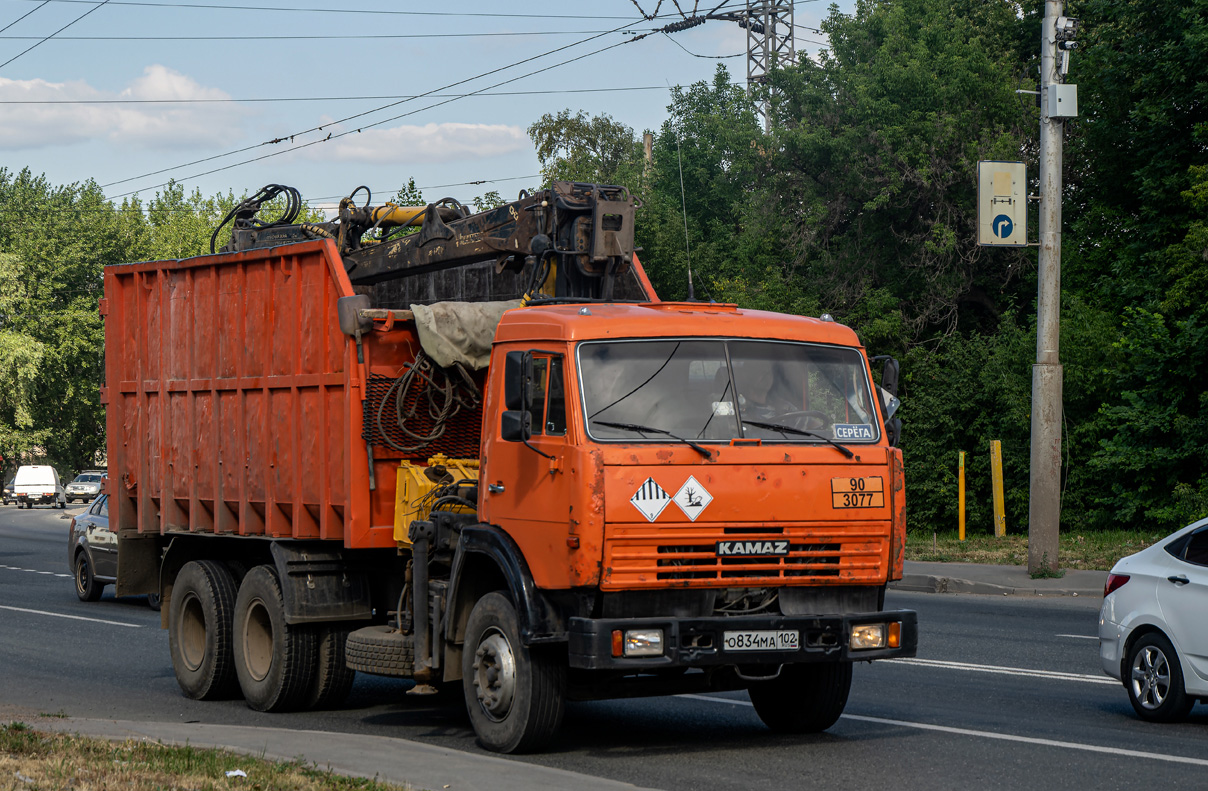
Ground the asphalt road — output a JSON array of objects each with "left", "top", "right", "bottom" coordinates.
[{"left": 3, "top": 505, "right": 1206, "bottom": 790}]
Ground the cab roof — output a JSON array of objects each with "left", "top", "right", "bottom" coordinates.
[{"left": 494, "top": 302, "right": 865, "bottom": 348}]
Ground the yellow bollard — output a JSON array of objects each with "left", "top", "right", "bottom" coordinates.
[
  {"left": 990, "top": 440, "right": 1006, "bottom": 537},
  {"left": 958, "top": 451, "right": 966, "bottom": 541}
]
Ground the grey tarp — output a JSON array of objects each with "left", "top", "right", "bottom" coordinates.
[{"left": 410, "top": 300, "right": 521, "bottom": 370}]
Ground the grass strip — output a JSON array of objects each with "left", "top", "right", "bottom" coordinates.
[{"left": 0, "top": 721, "right": 417, "bottom": 791}]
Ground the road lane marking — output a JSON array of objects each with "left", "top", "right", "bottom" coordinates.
[
  {"left": 884, "top": 657, "right": 1116, "bottom": 685},
  {"left": 1056, "top": 634, "right": 1099, "bottom": 640},
  {"left": 0, "top": 604, "right": 142, "bottom": 628},
  {"left": 2, "top": 565, "right": 74, "bottom": 579},
  {"left": 681, "top": 695, "right": 1208, "bottom": 768}
]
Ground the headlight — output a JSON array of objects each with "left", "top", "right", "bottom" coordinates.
[
  {"left": 611, "top": 628, "right": 664, "bottom": 657},
  {"left": 850, "top": 623, "right": 887, "bottom": 650}
]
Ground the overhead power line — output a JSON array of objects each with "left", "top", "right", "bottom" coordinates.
[
  {"left": 0, "top": 86, "right": 666, "bottom": 105},
  {"left": 0, "top": 29, "right": 626, "bottom": 41},
  {"left": 10, "top": 0, "right": 642, "bottom": 19},
  {"left": 92, "top": 0, "right": 751, "bottom": 196},
  {"left": 105, "top": 32, "right": 647, "bottom": 200},
  {"left": 100, "top": 20, "right": 644, "bottom": 193},
  {"left": 0, "top": 0, "right": 112, "bottom": 71}
]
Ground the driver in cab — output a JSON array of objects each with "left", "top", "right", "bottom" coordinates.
[{"left": 736, "top": 359, "right": 796, "bottom": 421}]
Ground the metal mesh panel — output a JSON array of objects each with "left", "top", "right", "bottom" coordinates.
[{"left": 362, "top": 372, "right": 483, "bottom": 460}]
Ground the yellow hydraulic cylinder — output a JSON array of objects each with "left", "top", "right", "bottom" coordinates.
[
  {"left": 958, "top": 451, "right": 966, "bottom": 541},
  {"left": 371, "top": 204, "right": 429, "bottom": 228},
  {"left": 990, "top": 440, "right": 1006, "bottom": 537}
]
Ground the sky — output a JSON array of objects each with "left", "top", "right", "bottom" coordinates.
[{"left": 0, "top": 0, "right": 841, "bottom": 212}]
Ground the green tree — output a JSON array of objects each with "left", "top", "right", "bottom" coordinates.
[{"left": 528, "top": 109, "right": 647, "bottom": 189}]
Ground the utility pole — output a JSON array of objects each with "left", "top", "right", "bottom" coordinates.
[
  {"left": 709, "top": 2, "right": 795, "bottom": 131},
  {"left": 1029, "top": 0, "right": 1078, "bottom": 575}
]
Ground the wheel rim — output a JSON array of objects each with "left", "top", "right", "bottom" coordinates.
[
  {"left": 74, "top": 556, "right": 88, "bottom": 595},
  {"left": 179, "top": 592, "right": 208, "bottom": 672},
  {"left": 1131, "top": 644, "right": 1171, "bottom": 710},
  {"left": 472, "top": 627, "right": 517, "bottom": 722},
  {"left": 241, "top": 597, "right": 274, "bottom": 682}
]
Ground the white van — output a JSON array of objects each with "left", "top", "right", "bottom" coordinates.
[{"left": 14, "top": 465, "right": 66, "bottom": 509}]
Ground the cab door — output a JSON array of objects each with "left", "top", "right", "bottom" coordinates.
[{"left": 480, "top": 350, "right": 575, "bottom": 588}]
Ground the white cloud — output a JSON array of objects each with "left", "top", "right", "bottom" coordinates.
[
  {"left": 0, "top": 65, "right": 246, "bottom": 151},
  {"left": 309, "top": 122, "right": 529, "bottom": 164}
]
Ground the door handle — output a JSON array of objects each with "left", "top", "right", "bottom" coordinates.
[
  {"left": 487, "top": 483, "right": 505, "bottom": 494},
  {"left": 1167, "top": 575, "right": 1190, "bottom": 585}
]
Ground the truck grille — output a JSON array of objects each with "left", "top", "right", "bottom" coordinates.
[{"left": 603, "top": 525, "right": 887, "bottom": 589}]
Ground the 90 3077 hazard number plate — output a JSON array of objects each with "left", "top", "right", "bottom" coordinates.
[
  {"left": 722, "top": 630, "right": 800, "bottom": 652},
  {"left": 831, "top": 476, "right": 885, "bottom": 508}
]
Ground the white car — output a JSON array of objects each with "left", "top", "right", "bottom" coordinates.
[
  {"left": 12, "top": 464, "right": 66, "bottom": 509},
  {"left": 1100, "top": 518, "right": 1208, "bottom": 721}
]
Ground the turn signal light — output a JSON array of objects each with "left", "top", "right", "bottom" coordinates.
[
  {"left": 1104, "top": 574, "right": 1130, "bottom": 597},
  {"left": 887, "top": 621, "right": 901, "bottom": 648}
]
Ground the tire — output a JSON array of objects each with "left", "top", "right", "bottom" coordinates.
[
  {"left": 73, "top": 552, "right": 103, "bottom": 602},
  {"left": 147, "top": 591, "right": 162, "bottom": 611},
  {"left": 304, "top": 627, "right": 356, "bottom": 709},
  {"left": 168, "top": 560, "right": 240, "bottom": 700},
  {"left": 748, "top": 662, "right": 853, "bottom": 733},
  {"left": 1126, "top": 632, "right": 1194, "bottom": 723},
  {"left": 462, "top": 592, "right": 565, "bottom": 754},
  {"left": 345, "top": 625, "right": 414, "bottom": 677},
  {"left": 232, "top": 565, "right": 316, "bottom": 712}
]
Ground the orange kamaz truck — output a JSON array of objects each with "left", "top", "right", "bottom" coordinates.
[{"left": 103, "top": 182, "right": 916, "bottom": 753}]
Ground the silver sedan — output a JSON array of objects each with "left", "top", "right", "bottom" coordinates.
[{"left": 1100, "top": 518, "right": 1208, "bottom": 721}]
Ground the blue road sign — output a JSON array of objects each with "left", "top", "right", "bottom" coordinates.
[{"left": 993, "top": 214, "right": 1014, "bottom": 238}]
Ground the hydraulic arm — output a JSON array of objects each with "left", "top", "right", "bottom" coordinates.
[{"left": 215, "top": 181, "right": 637, "bottom": 300}]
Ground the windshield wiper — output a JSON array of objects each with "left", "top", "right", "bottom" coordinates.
[
  {"left": 591, "top": 420, "right": 713, "bottom": 459},
  {"left": 740, "top": 420, "right": 855, "bottom": 459}
]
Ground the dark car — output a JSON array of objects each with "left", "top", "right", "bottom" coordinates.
[
  {"left": 67, "top": 494, "right": 159, "bottom": 608},
  {"left": 2, "top": 479, "right": 14, "bottom": 505}
]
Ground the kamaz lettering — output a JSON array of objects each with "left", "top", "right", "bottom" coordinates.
[{"left": 716, "top": 540, "right": 790, "bottom": 557}]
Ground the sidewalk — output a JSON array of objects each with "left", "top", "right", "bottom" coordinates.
[{"left": 893, "top": 560, "right": 1107, "bottom": 597}]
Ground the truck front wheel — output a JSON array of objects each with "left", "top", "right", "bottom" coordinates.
[
  {"left": 168, "top": 560, "right": 239, "bottom": 700},
  {"left": 462, "top": 592, "right": 565, "bottom": 754},
  {"left": 233, "top": 565, "right": 316, "bottom": 712},
  {"left": 747, "top": 662, "right": 852, "bottom": 733}
]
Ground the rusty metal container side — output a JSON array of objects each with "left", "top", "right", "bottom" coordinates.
[{"left": 101, "top": 239, "right": 413, "bottom": 550}]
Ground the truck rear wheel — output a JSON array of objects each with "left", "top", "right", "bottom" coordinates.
[
  {"left": 169, "top": 560, "right": 239, "bottom": 700},
  {"left": 304, "top": 626, "right": 356, "bottom": 709},
  {"left": 233, "top": 565, "right": 316, "bottom": 712},
  {"left": 462, "top": 592, "right": 565, "bottom": 754},
  {"left": 748, "top": 662, "right": 852, "bottom": 733}
]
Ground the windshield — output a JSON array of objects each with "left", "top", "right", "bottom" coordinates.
[
  {"left": 579, "top": 339, "right": 880, "bottom": 443},
  {"left": 74, "top": 474, "right": 101, "bottom": 483}
]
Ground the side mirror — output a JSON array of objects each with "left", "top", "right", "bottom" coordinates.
[
  {"left": 501, "top": 409, "right": 533, "bottom": 442},
  {"left": 874, "top": 356, "right": 900, "bottom": 397},
  {"left": 504, "top": 351, "right": 533, "bottom": 412},
  {"left": 885, "top": 417, "right": 902, "bottom": 448}
]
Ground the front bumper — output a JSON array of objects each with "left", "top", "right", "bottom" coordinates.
[{"left": 568, "top": 609, "right": 918, "bottom": 671}]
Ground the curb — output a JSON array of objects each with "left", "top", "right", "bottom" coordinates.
[{"left": 890, "top": 573, "right": 1097, "bottom": 598}]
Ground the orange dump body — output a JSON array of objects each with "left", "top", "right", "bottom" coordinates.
[{"left": 101, "top": 239, "right": 469, "bottom": 549}]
